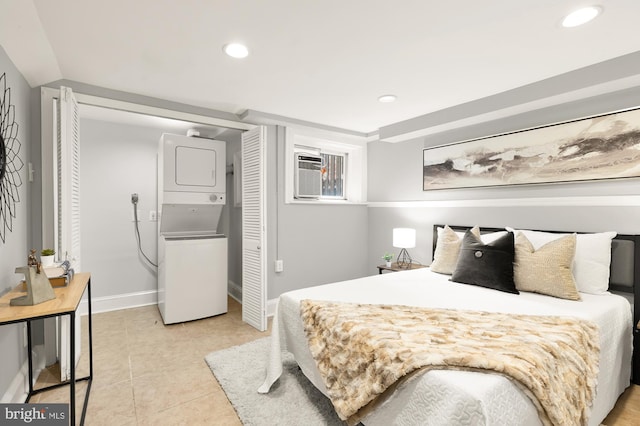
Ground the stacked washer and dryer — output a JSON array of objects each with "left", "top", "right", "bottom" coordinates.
[{"left": 157, "top": 133, "right": 228, "bottom": 324}]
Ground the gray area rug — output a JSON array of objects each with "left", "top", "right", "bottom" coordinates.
[{"left": 205, "top": 337, "right": 346, "bottom": 426}]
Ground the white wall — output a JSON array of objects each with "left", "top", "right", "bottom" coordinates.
[
  {"left": 0, "top": 46, "right": 31, "bottom": 400},
  {"left": 80, "top": 118, "right": 161, "bottom": 301}
]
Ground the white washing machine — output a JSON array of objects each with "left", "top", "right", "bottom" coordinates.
[
  {"left": 158, "top": 234, "right": 227, "bottom": 324},
  {"left": 157, "top": 133, "right": 228, "bottom": 324}
]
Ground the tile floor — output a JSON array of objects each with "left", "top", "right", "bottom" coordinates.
[
  {"left": 31, "top": 297, "right": 638, "bottom": 425},
  {"left": 32, "top": 297, "right": 269, "bottom": 425}
]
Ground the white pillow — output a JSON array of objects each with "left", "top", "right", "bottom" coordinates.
[
  {"left": 480, "top": 230, "right": 509, "bottom": 243},
  {"left": 438, "top": 226, "right": 507, "bottom": 243},
  {"left": 506, "top": 228, "right": 617, "bottom": 294}
]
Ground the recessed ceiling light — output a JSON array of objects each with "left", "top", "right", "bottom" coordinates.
[
  {"left": 378, "top": 94, "right": 397, "bottom": 103},
  {"left": 223, "top": 43, "right": 249, "bottom": 59},
  {"left": 562, "top": 6, "right": 602, "bottom": 28}
]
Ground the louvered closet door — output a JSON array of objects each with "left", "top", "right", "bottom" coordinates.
[
  {"left": 56, "top": 86, "right": 82, "bottom": 381},
  {"left": 56, "top": 86, "right": 81, "bottom": 270},
  {"left": 241, "top": 126, "right": 267, "bottom": 331}
]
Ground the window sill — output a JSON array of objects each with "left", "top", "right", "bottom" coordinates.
[{"left": 286, "top": 199, "right": 368, "bottom": 206}]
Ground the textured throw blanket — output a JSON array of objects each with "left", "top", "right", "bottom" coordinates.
[{"left": 300, "top": 300, "right": 600, "bottom": 426}]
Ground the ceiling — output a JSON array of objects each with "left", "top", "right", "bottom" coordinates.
[{"left": 2, "top": 0, "right": 640, "bottom": 136}]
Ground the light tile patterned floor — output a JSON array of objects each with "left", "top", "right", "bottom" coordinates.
[
  {"left": 32, "top": 297, "right": 638, "bottom": 425},
  {"left": 33, "top": 297, "right": 269, "bottom": 425}
]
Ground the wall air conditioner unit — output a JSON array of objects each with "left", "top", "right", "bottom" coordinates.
[{"left": 294, "top": 153, "right": 322, "bottom": 199}]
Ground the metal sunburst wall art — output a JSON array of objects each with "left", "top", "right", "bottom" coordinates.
[{"left": 0, "top": 72, "right": 24, "bottom": 243}]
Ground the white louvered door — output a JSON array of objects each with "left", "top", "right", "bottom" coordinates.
[
  {"left": 56, "top": 86, "right": 81, "bottom": 270},
  {"left": 56, "top": 86, "right": 82, "bottom": 381},
  {"left": 241, "top": 126, "right": 267, "bottom": 331}
]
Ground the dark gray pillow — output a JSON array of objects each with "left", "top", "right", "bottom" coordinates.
[{"left": 451, "top": 230, "right": 518, "bottom": 294}]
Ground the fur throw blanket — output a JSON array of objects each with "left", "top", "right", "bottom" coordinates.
[{"left": 300, "top": 299, "right": 600, "bottom": 426}]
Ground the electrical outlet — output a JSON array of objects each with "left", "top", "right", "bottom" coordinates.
[
  {"left": 275, "top": 259, "right": 284, "bottom": 272},
  {"left": 149, "top": 210, "right": 157, "bottom": 221}
]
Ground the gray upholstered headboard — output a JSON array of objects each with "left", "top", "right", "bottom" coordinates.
[
  {"left": 609, "top": 236, "right": 639, "bottom": 295},
  {"left": 432, "top": 224, "right": 640, "bottom": 384}
]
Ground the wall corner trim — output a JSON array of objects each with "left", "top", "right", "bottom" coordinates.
[{"left": 367, "top": 195, "right": 640, "bottom": 209}]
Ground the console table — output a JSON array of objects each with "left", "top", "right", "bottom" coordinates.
[{"left": 0, "top": 272, "right": 93, "bottom": 425}]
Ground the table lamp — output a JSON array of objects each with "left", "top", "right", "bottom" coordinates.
[{"left": 393, "top": 228, "right": 416, "bottom": 268}]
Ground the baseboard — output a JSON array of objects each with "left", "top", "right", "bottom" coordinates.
[
  {"left": 228, "top": 280, "right": 277, "bottom": 318},
  {"left": 1, "top": 345, "right": 45, "bottom": 403},
  {"left": 267, "top": 298, "right": 278, "bottom": 318},
  {"left": 78, "top": 290, "right": 157, "bottom": 316},
  {"left": 228, "top": 280, "right": 242, "bottom": 304},
  {"left": 75, "top": 284, "right": 276, "bottom": 319}
]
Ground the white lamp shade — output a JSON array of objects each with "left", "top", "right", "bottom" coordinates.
[{"left": 393, "top": 228, "right": 416, "bottom": 249}]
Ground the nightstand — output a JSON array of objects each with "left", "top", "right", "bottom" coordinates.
[{"left": 377, "top": 262, "right": 427, "bottom": 274}]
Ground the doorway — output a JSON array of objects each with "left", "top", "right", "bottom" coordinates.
[{"left": 38, "top": 88, "right": 258, "bottom": 378}]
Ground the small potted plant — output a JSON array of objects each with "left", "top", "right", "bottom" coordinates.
[
  {"left": 382, "top": 253, "right": 394, "bottom": 267},
  {"left": 41, "top": 248, "right": 55, "bottom": 267}
]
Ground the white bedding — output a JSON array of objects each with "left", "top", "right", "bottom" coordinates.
[{"left": 259, "top": 268, "right": 633, "bottom": 426}]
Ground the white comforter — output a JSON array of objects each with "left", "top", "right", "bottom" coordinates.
[{"left": 259, "top": 268, "right": 633, "bottom": 426}]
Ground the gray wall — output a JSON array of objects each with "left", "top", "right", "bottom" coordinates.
[
  {"left": 367, "top": 86, "right": 640, "bottom": 270},
  {"left": 216, "top": 129, "right": 243, "bottom": 290},
  {"left": 0, "top": 46, "right": 31, "bottom": 400},
  {"left": 267, "top": 126, "right": 369, "bottom": 299},
  {"left": 367, "top": 204, "right": 640, "bottom": 272}
]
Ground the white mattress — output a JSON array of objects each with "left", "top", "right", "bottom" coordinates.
[{"left": 259, "top": 268, "right": 633, "bottom": 426}]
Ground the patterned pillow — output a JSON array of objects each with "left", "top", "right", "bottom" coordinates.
[
  {"left": 514, "top": 233, "right": 580, "bottom": 300},
  {"left": 430, "top": 225, "right": 480, "bottom": 275},
  {"left": 451, "top": 230, "right": 518, "bottom": 294}
]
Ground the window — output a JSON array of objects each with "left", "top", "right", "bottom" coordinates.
[
  {"left": 286, "top": 127, "right": 366, "bottom": 204},
  {"left": 320, "top": 152, "right": 346, "bottom": 199}
]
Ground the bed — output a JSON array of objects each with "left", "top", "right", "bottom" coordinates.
[{"left": 259, "top": 225, "right": 638, "bottom": 426}]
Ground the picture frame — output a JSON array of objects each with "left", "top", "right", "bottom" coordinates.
[{"left": 423, "top": 107, "right": 640, "bottom": 191}]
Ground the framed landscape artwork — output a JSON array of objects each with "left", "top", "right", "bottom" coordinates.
[{"left": 423, "top": 107, "right": 640, "bottom": 191}]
